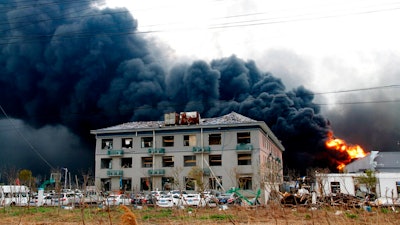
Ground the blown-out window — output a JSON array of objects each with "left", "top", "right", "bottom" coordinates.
[
  {"left": 122, "top": 138, "right": 133, "bottom": 149},
  {"left": 184, "top": 135, "right": 196, "bottom": 146},
  {"left": 101, "top": 139, "right": 113, "bottom": 149},
  {"left": 141, "top": 137, "right": 153, "bottom": 148}
]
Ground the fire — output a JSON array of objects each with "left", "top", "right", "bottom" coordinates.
[{"left": 325, "top": 134, "right": 367, "bottom": 170}]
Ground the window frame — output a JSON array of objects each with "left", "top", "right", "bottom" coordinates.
[
  {"left": 237, "top": 153, "right": 252, "bottom": 165},
  {"left": 121, "top": 138, "right": 133, "bottom": 149},
  {"left": 183, "top": 134, "right": 197, "bottom": 146},
  {"left": 209, "top": 133, "right": 221, "bottom": 145},
  {"left": 141, "top": 157, "right": 153, "bottom": 168},
  {"left": 238, "top": 176, "right": 252, "bottom": 190},
  {"left": 141, "top": 137, "right": 153, "bottom": 148},
  {"left": 237, "top": 132, "right": 251, "bottom": 144},
  {"left": 100, "top": 158, "right": 112, "bottom": 169},
  {"left": 331, "top": 181, "right": 341, "bottom": 193},
  {"left": 183, "top": 155, "right": 196, "bottom": 167},
  {"left": 209, "top": 154, "right": 222, "bottom": 166},
  {"left": 121, "top": 157, "right": 132, "bottom": 168},
  {"left": 162, "top": 136, "right": 174, "bottom": 147},
  {"left": 162, "top": 156, "right": 175, "bottom": 167},
  {"left": 101, "top": 139, "right": 113, "bottom": 149}
]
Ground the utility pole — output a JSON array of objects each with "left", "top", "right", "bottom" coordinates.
[{"left": 62, "top": 168, "right": 68, "bottom": 190}]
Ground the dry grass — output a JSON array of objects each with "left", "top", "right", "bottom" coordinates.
[{"left": 0, "top": 204, "right": 399, "bottom": 225}]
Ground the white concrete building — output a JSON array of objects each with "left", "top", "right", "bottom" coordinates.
[
  {"left": 91, "top": 112, "right": 284, "bottom": 198},
  {"left": 315, "top": 172, "right": 400, "bottom": 199}
]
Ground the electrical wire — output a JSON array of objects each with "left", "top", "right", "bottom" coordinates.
[
  {"left": 2, "top": 0, "right": 400, "bottom": 45},
  {"left": 0, "top": 104, "right": 55, "bottom": 170}
]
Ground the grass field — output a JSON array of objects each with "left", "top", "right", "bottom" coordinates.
[{"left": 0, "top": 204, "right": 399, "bottom": 225}]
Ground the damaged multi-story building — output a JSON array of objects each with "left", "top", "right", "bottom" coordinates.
[{"left": 91, "top": 111, "right": 284, "bottom": 200}]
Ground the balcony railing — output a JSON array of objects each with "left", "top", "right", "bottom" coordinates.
[
  {"left": 192, "top": 146, "right": 211, "bottom": 154},
  {"left": 236, "top": 144, "right": 253, "bottom": 151},
  {"left": 148, "top": 148, "right": 165, "bottom": 155},
  {"left": 148, "top": 169, "right": 165, "bottom": 176},
  {"left": 107, "top": 170, "right": 123, "bottom": 177},
  {"left": 107, "top": 150, "right": 124, "bottom": 156}
]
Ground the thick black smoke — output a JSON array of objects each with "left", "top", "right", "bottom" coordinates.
[{"left": 0, "top": 0, "right": 349, "bottom": 177}]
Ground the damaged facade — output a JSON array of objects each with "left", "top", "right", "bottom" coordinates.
[
  {"left": 315, "top": 151, "right": 400, "bottom": 202},
  {"left": 91, "top": 112, "right": 284, "bottom": 201}
]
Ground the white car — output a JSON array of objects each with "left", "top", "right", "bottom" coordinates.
[
  {"left": 43, "top": 193, "right": 81, "bottom": 206},
  {"left": 182, "top": 194, "right": 203, "bottom": 207},
  {"left": 106, "top": 194, "right": 131, "bottom": 206},
  {"left": 156, "top": 194, "right": 175, "bottom": 207}
]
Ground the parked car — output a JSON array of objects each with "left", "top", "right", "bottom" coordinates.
[
  {"left": 131, "top": 193, "right": 154, "bottom": 205},
  {"left": 106, "top": 194, "right": 131, "bottom": 206},
  {"left": 43, "top": 193, "right": 81, "bottom": 206},
  {"left": 28, "top": 195, "right": 39, "bottom": 206},
  {"left": 156, "top": 194, "right": 174, "bottom": 208},
  {"left": 217, "top": 193, "right": 236, "bottom": 205},
  {"left": 182, "top": 193, "right": 203, "bottom": 207},
  {"left": 151, "top": 191, "right": 166, "bottom": 201}
]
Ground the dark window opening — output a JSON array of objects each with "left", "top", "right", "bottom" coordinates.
[
  {"left": 100, "top": 158, "right": 112, "bottom": 169},
  {"left": 122, "top": 138, "right": 133, "bottom": 148},
  {"left": 162, "top": 136, "right": 174, "bottom": 147},
  {"left": 141, "top": 137, "right": 153, "bottom": 148},
  {"left": 162, "top": 156, "right": 174, "bottom": 167},
  {"left": 102, "top": 139, "right": 113, "bottom": 149},
  {"left": 121, "top": 158, "right": 132, "bottom": 168},
  {"left": 184, "top": 155, "right": 196, "bottom": 167},
  {"left": 238, "top": 153, "right": 251, "bottom": 165},
  {"left": 209, "top": 133, "right": 221, "bottom": 145},
  {"left": 209, "top": 155, "right": 222, "bottom": 166},
  {"left": 238, "top": 177, "right": 252, "bottom": 190},
  {"left": 237, "top": 132, "right": 251, "bottom": 144},
  {"left": 141, "top": 157, "right": 153, "bottom": 168}
]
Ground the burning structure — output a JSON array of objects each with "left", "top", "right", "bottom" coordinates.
[{"left": 325, "top": 132, "right": 367, "bottom": 170}]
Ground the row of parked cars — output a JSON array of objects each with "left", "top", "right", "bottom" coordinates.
[
  {"left": 26, "top": 189, "right": 241, "bottom": 208},
  {"left": 131, "top": 190, "right": 241, "bottom": 208}
]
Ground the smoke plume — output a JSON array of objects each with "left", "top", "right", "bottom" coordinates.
[{"left": 0, "top": 0, "right": 369, "bottom": 176}]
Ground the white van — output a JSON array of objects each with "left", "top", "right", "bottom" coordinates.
[{"left": 0, "top": 185, "right": 30, "bottom": 206}]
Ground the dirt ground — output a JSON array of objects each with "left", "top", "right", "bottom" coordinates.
[{"left": 1, "top": 204, "right": 399, "bottom": 225}]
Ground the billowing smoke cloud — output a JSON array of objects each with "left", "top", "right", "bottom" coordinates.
[{"left": 1, "top": 0, "right": 352, "bottom": 176}]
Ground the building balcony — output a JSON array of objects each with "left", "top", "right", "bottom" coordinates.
[
  {"left": 148, "top": 169, "right": 165, "bottom": 176},
  {"left": 107, "top": 150, "right": 124, "bottom": 157},
  {"left": 192, "top": 146, "right": 211, "bottom": 154},
  {"left": 107, "top": 170, "right": 123, "bottom": 177},
  {"left": 236, "top": 143, "right": 253, "bottom": 152},
  {"left": 148, "top": 148, "right": 165, "bottom": 155}
]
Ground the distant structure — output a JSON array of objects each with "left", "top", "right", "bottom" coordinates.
[
  {"left": 91, "top": 112, "right": 284, "bottom": 202},
  {"left": 315, "top": 151, "right": 400, "bottom": 201},
  {"left": 345, "top": 151, "right": 400, "bottom": 173}
]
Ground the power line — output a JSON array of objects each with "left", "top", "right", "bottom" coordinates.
[
  {"left": 0, "top": 104, "right": 55, "bottom": 170},
  {"left": 2, "top": 1, "right": 400, "bottom": 45}
]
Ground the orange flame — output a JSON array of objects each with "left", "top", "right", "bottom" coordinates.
[{"left": 325, "top": 134, "right": 367, "bottom": 170}]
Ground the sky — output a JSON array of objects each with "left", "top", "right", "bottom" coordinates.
[
  {"left": 0, "top": 0, "right": 399, "bottom": 181},
  {"left": 106, "top": 0, "right": 400, "bottom": 93},
  {"left": 104, "top": 0, "right": 400, "bottom": 147}
]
